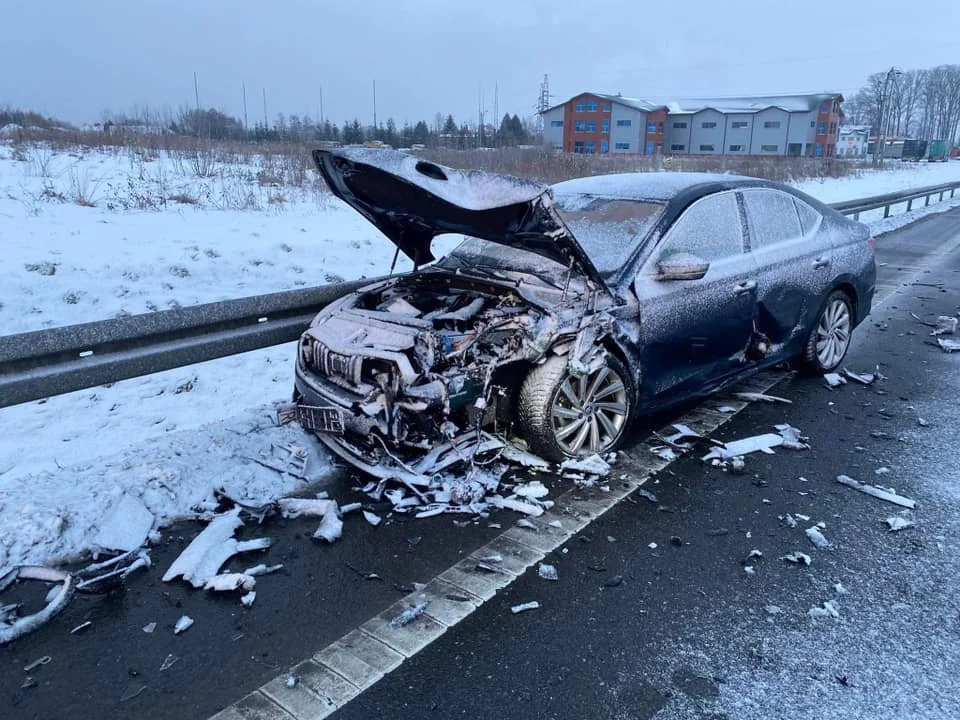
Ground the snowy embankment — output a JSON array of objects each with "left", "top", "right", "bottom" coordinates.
[{"left": 1, "top": 143, "right": 959, "bottom": 570}]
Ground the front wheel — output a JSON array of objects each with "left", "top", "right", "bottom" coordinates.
[
  {"left": 517, "top": 354, "right": 633, "bottom": 462},
  {"left": 794, "top": 290, "right": 853, "bottom": 374}
]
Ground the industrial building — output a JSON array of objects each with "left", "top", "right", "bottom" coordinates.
[{"left": 541, "top": 92, "right": 843, "bottom": 158}]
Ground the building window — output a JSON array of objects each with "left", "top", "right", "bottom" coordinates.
[
  {"left": 602, "top": 104, "right": 611, "bottom": 112},
  {"left": 815, "top": 143, "right": 823, "bottom": 157},
  {"left": 829, "top": 122, "right": 836, "bottom": 134},
  {"left": 616, "top": 119, "right": 632, "bottom": 127},
  {"left": 817, "top": 122, "right": 826, "bottom": 135},
  {"left": 731, "top": 121, "right": 748, "bottom": 129},
  {"left": 671, "top": 144, "right": 686, "bottom": 151},
  {"left": 574, "top": 141, "right": 585, "bottom": 153},
  {"left": 586, "top": 120, "right": 596, "bottom": 132},
  {"left": 646, "top": 141, "right": 654, "bottom": 155},
  {"left": 647, "top": 121, "right": 656, "bottom": 134},
  {"left": 600, "top": 140, "right": 609, "bottom": 154},
  {"left": 575, "top": 101, "right": 598, "bottom": 112},
  {"left": 763, "top": 121, "right": 781, "bottom": 129},
  {"left": 827, "top": 144, "right": 834, "bottom": 157},
  {"left": 601, "top": 119, "right": 610, "bottom": 133},
  {"left": 615, "top": 142, "right": 631, "bottom": 150},
  {"left": 761, "top": 144, "right": 779, "bottom": 152},
  {"left": 701, "top": 121, "right": 717, "bottom": 129},
  {"left": 550, "top": 120, "right": 563, "bottom": 128},
  {"left": 673, "top": 122, "right": 688, "bottom": 129},
  {"left": 699, "top": 144, "right": 715, "bottom": 151},
  {"left": 657, "top": 122, "right": 664, "bottom": 133},
  {"left": 728, "top": 144, "right": 743, "bottom": 152},
  {"left": 810, "top": 121, "right": 815, "bottom": 128},
  {"left": 575, "top": 120, "right": 587, "bottom": 133},
  {"left": 585, "top": 140, "right": 596, "bottom": 154},
  {"left": 820, "top": 102, "right": 830, "bottom": 114},
  {"left": 833, "top": 100, "right": 840, "bottom": 112}
]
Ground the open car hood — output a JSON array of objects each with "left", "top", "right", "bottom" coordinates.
[{"left": 313, "top": 148, "right": 605, "bottom": 286}]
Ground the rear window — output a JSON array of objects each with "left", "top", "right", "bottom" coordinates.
[{"left": 553, "top": 196, "right": 664, "bottom": 274}]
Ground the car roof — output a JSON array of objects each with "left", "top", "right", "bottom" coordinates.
[{"left": 550, "top": 171, "right": 769, "bottom": 202}]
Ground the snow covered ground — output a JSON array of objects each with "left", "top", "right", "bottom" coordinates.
[{"left": 1, "top": 142, "right": 959, "bottom": 570}]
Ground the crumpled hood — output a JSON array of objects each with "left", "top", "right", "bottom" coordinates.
[{"left": 313, "top": 148, "right": 605, "bottom": 286}]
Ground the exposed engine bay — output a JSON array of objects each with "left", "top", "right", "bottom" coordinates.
[{"left": 294, "top": 272, "right": 569, "bottom": 472}]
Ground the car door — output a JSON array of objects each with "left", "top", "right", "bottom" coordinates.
[
  {"left": 633, "top": 190, "right": 759, "bottom": 400},
  {"left": 741, "top": 189, "right": 833, "bottom": 357}
]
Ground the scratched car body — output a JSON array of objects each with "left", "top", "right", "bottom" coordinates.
[{"left": 293, "top": 148, "right": 876, "bottom": 477}]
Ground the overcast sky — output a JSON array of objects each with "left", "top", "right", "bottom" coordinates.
[{"left": 3, "top": 0, "right": 958, "bottom": 128}]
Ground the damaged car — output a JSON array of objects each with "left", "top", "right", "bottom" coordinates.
[{"left": 293, "top": 148, "right": 875, "bottom": 476}]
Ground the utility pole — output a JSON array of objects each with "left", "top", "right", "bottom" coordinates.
[
  {"left": 537, "top": 74, "right": 551, "bottom": 143},
  {"left": 319, "top": 86, "right": 324, "bottom": 126},
  {"left": 262, "top": 88, "right": 268, "bottom": 130},
  {"left": 494, "top": 83, "right": 499, "bottom": 147},
  {"left": 876, "top": 66, "right": 901, "bottom": 167},
  {"left": 194, "top": 72, "right": 200, "bottom": 111},
  {"left": 242, "top": 82, "right": 248, "bottom": 131},
  {"left": 373, "top": 79, "right": 377, "bottom": 131}
]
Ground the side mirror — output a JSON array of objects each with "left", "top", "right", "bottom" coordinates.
[{"left": 656, "top": 252, "right": 710, "bottom": 281}]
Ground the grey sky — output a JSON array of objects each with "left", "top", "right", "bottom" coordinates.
[{"left": 3, "top": 0, "right": 958, "bottom": 127}]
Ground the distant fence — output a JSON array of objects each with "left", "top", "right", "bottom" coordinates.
[{"left": 2, "top": 180, "right": 960, "bottom": 409}]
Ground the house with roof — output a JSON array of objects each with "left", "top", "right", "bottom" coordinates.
[{"left": 542, "top": 92, "right": 843, "bottom": 158}]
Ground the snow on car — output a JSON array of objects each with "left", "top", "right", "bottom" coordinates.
[{"left": 292, "top": 148, "right": 876, "bottom": 479}]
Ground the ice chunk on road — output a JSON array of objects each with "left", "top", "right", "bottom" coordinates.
[
  {"left": 933, "top": 316, "right": 958, "bottom": 335},
  {"left": 538, "top": 563, "right": 559, "bottom": 581},
  {"left": 808, "top": 600, "right": 840, "bottom": 619},
  {"left": 823, "top": 372, "right": 847, "bottom": 387},
  {"left": 886, "top": 516, "right": 915, "bottom": 531},
  {"left": 560, "top": 454, "right": 611, "bottom": 476},
  {"left": 936, "top": 337, "right": 960, "bottom": 352},
  {"left": 513, "top": 480, "right": 549, "bottom": 500},
  {"left": 781, "top": 551, "right": 812, "bottom": 565},
  {"left": 204, "top": 573, "right": 256, "bottom": 592},
  {"left": 93, "top": 494, "right": 155, "bottom": 553},
  {"left": 174, "top": 615, "right": 194, "bottom": 634},
  {"left": 277, "top": 498, "right": 338, "bottom": 519}
]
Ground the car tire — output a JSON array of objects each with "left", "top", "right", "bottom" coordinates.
[
  {"left": 517, "top": 354, "right": 633, "bottom": 462},
  {"left": 794, "top": 289, "right": 854, "bottom": 374}
]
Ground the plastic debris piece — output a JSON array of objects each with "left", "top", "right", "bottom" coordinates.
[
  {"left": 559, "top": 454, "right": 611, "bottom": 476},
  {"left": 70, "top": 620, "right": 92, "bottom": 634},
  {"left": 159, "top": 654, "right": 179, "bottom": 671},
  {"left": 886, "top": 516, "right": 915, "bottom": 531},
  {"left": 538, "top": 563, "right": 558, "bottom": 581},
  {"left": 516, "top": 518, "right": 539, "bottom": 531},
  {"left": 654, "top": 447, "right": 678, "bottom": 461},
  {"left": 204, "top": 573, "right": 256, "bottom": 593},
  {"left": 729, "top": 457, "right": 746, "bottom": 474},
  {"left": 775, "top": 424, "right": 810, "bottom": 450},
  {"left": 648, "top": 542, "right": 658, "bottom": 549},
  {"left": 746, "top": 549, "right": 763, "bottom": 561},
  {"left": 917, "top": 417, "right": 929, "bottom": 427},
  {"left": 500, "top": 445, "right": 551, "bottom": 470},
  {"left": 781, "top": 551, "right": 812, "bottom": 565},
  {"left": 702, "top": 433, "right": 784, "bottom": 461},
  {"left": 635, "top": 488, "right": 658, "bottom": 503},
  {"left": 823, "top": 372, "right": 847, "bottom": 387},
  {"left": 93, "top": 493, "right": 155, "bottom": 553},
  {"left": 478, "top": 553, "right": 503, "bottom": 564},
  {"left": 717, "top": 406, "right": 737, "bottom": 413},
  {"left": 513, "top": 480, "right": 550, "bottom": 500},
  {"left": 843, "top": 369, "right": 876, "bottom": 385},
  {"left": 936, "top": 337, "right": 960, "bottom": 352},
  {"left": 277, "top": 498, "right": 337, "bottom": 519},
  {"left": 313, "top": 507, "right": 344, "bottom": 543},
  {"left": 142, "top": 622, "right": 157, "bottom": 634},
  {"left": 511, "top": 601, "right": 540, "bottom": 614},
  {"left": 933, "top": 316, "right": 958, "bottom": 335},
  {"left": 548, "top": 520, "right": 563, "bottom": 529},
  {"left": 358, "top": 510, "right": 381, "bottom": 527},
  {"left": 835, "top": 475, "right": 916, "bottom": 509},
  {"left": 243, "top": 563, "right": 283, "bottom": 577},
  {"left": 0, "top": 568, "right": 74, "bottom": 646},
  {"left": 805, "top": 527, "right": 830, "bottom": 549},
  {"left": 490, "top": 496, "right": 544, "bottom": 517},
  {"left": 173, "top": 616, "right": 194, "bottom": 635},
  {"left": 285, "top": 675, "right": 298, "bottom": 688},
  {"left": 390, "top": 602, "right": 429, "bottom": 628},
  {"left": 808, "top": 600, "right": 840, "bottom": 619},
  {"left": 734, "top": 392, "right": 792, "bottom": 404},
  {"left": 23, "top": 656, "right": 51, "bottom": 672}
]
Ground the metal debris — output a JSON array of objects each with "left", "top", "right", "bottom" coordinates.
[
  {"left": 781, "top": 551, "right": 812, "bottom": 565},
  {"left": 835, "top": 474, "right": 916, "bottom": 509},
  {"left": 70, "top": 620, "right": 92, "bottom": 634},
  {"left": 805, "top": 527, "right": 830, "bottom": 549},
  {"left": 173, "top": 616, "right": 194, "bottom": 635},
  {"left": 0, "top": 567, "right": 74, "bottom": 646},
  {"left": 702, "top": 433, "right": 783, "bottom": 461},
  {"left": 511, "top": 601, "right": 540, "bottom": 614},
  {"left": 538, "top": 563, "right": 558, "bottom": 581},
  {"left": 24, "top": 655, "right": 51, "bottom": 672},
  {"left": 389, "top": 601, "right": 429, "bottom": 628}
]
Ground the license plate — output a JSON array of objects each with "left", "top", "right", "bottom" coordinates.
[{"left": 295, "top": 405, "right": 345, "bottom": 435}]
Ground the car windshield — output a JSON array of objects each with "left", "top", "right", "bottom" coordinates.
[{"left": 553, "top": 196, "right": 665, "bottom": 274}]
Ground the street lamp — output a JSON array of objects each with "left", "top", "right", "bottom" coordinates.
[{"left": 876, "top": 67, "right": 903, "bottom": 167}]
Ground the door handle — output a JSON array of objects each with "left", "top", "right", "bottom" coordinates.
[
  {"left": 733, "top": 280, "right": 757, "bottom": 295},
  {"left": 813, "top": 257, "right": 830, "bottom": 269}
]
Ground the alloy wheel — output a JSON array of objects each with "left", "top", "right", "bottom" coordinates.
[{"left": 550, "top": 365, "right": 628, "bottom": 456}]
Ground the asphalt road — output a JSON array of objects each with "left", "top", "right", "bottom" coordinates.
[{"left": 3, "top": 208, "right": 960, "bottom": 720}]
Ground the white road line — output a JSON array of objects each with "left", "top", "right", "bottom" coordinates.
[{"left": 210, "top": 373, "right": 786, "bottom": 720}]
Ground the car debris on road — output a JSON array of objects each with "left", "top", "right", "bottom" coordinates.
[{"left": 835, "top": 474, "right": 916, "bottom": 509}]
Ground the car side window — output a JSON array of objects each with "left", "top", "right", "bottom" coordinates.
[
  {"left": 793, "top": 197, "right": 822, "bottom": 235},
  {"left": 656, "top": 192, "right": 744, "bottom": 264},
  {"left": 742, "top": 189, "right": 803, "bottom": 249}
]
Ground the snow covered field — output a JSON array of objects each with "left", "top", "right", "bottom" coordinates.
[{"left": 1, "top": 142, "right": 959, "bottom": 569}]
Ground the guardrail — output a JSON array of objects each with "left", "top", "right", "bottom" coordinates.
[
  {"left": 2, "top": 178, "right": 960, "bottom": 410},
  {"left": 830, "top": 180, "right": 960, "bottom": 221},
  {"left": 0, "top": 278, "right": 379, "bottom": 409}
]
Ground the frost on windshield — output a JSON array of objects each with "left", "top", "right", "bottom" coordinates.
[{"left": 553, "top": 197, "right": 663, "bottom": 273}]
